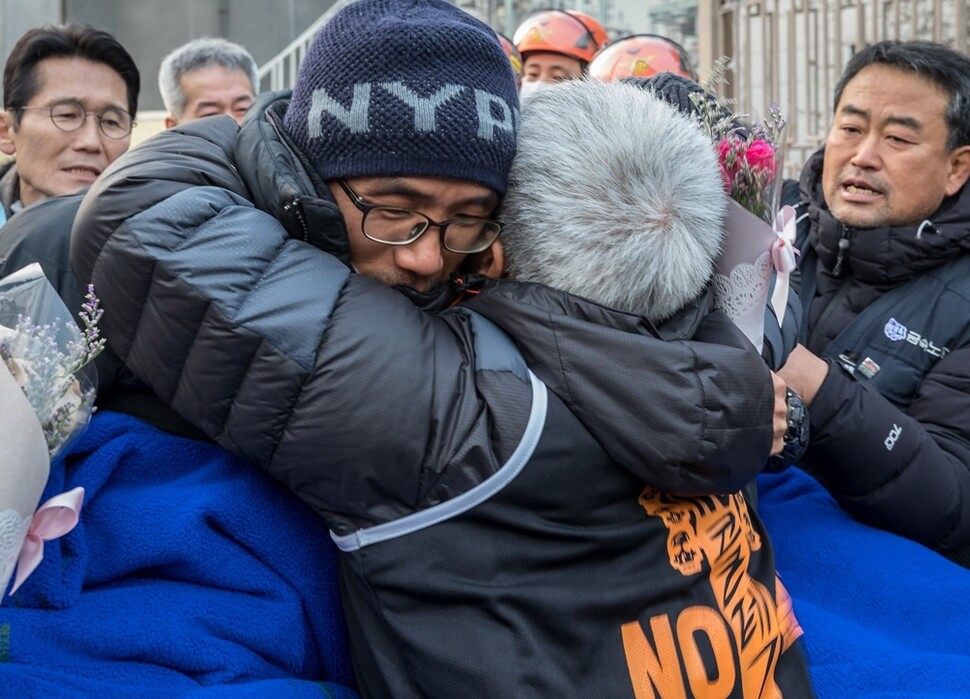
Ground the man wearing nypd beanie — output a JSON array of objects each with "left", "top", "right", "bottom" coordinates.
[{"left": 73, "top": 0, "right": 796, "bottom": 695}]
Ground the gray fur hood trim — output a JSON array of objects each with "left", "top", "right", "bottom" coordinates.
[{"left": 501, "top": 79, "right": 725, "bottom": 323}]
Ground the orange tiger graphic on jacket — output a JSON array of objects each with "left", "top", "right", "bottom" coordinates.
[{"left": 622, "top": 487, "right": 804, "bottom": 698}]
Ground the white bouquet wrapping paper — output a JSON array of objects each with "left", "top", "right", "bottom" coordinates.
[
  {"left": 0, "top": 264, "right": 93, "bottom": 598},
  {"left": 712, "top": 200, "right": 798, "bottom": 353}
]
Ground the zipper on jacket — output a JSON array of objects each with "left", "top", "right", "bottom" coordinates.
[
  {"left": 831, "top": 225, "right": 854, "bottom": 277},
  {"left": 805, "top": 222, "right": 855, "bottom": 350},
  {"left": 282, "top": 198, "right": 310, "bottom": 243}
]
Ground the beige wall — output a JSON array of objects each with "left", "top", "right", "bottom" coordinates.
[{"left": 130, "top": 110, "right": 168, "bottom": 149}]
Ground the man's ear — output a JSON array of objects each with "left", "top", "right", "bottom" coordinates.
[
  {"left": 164, "top": 114, "right": 178, "bottom": 129},
  {"left": 464, "top": 240, "right": 506, "bottom": 278},
  {"left": 945, "top": 145, "right": 970, "bottom": 196},
  {"left": 0, "top": 112, "right": 16, "bottom": 156}
]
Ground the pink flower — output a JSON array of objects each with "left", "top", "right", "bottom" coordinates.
[
  {"left": 743, "top": 140, "right": 776, "bottom": 178},
  {"left": 691, "top": 69, "right": 787, "bottom": 224},
  {"left": 716, "top": 138, "right": 742, "bottom": 189},
  {"left": 716, "top": 139, "right": 739, "bottom": 169}
]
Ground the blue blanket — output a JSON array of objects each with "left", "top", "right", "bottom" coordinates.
[
  {"left": 0, "top": 411, "right": 358, "bottom": 698},
  {"left": 758, "top": 467, "right": 970, "bottom": 699},
  {"left": 8, "top": 411, "right": 969, "bottom": 698}
]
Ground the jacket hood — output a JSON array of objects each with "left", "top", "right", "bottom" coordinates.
[
  {"left": 801, "top": 147, "right": 970, "bottom": 285},
  {"left": 500, "top": 79, "right": 726, "bottom": 324}
]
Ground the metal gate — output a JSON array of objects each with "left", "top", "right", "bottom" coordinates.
[{"left": 697, "top": 0, "right": 970, "bottom": 177}]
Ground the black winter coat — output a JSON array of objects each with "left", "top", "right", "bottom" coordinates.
[{"left": 794, "top": 148, "right": 970, "bottom": 557}]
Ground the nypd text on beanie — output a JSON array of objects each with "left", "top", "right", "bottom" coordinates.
[{"left": 283, "top": 0, "right": 519, "bottom": 194}]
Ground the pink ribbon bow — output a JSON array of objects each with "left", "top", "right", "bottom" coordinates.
[
  {"left": 769, "top": 205, "right": 799, "bottom": 324},
  {"left": 9, "top": 487, "right": 85, "bottom": 595}
]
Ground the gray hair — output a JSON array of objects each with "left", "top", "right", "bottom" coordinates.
[
  {"left": 501, "top": 79, "right": 726, "bottom": 324},
  {"left": 158, "top": 37, "right": 258, "bottom": 118}
]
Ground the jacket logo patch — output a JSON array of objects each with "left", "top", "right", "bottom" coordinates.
[
  {"left": 884, "top": 318, "right": 908, "bottom": 342},
  {"left": 883, "top": 318, "right": 949, "bottom": 357},
  {"left": 620, "top": 488, "right": 802, "bottom": 698},
  {"left": 884, "top": 424, "right": 902, "bottom": 451}
]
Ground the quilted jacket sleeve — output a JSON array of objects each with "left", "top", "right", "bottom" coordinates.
[{"left": 804, "top": 344, "right": 970, "bottom": 552}]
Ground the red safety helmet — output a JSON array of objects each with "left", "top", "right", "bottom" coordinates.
[
  {"left": 513, "top": 9, "right": 610, "bottom": 65},
  {"left": 495, "top": 32, "right": 523, "bottom": 82},
  {"left": 587, "top": 34, "right": 697, "bottom": 82}
]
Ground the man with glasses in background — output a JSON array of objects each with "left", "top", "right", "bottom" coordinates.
[
  {"left": 0, "top": 22, "right": 138, "bottom": 311},
  {"left": 0, "top": 23, "right": 138, "bottom": 226},
  {"left": 0, "top": 24, "right": 178, "bottom": 429}
]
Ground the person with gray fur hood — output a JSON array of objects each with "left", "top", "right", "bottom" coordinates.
[
  {"left": 70, "top": 2, "right": 812, "bottom": 692},
  {"left": 478, "top": 78, "right": 815, "bottom": 698}
]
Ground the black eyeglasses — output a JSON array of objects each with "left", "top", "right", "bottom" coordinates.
[
  {"left": 336, "top": 179, "right": 503, "bottom": 254},
  {"left": 17, "top": 99, "right": 133, "bottom": 140}
]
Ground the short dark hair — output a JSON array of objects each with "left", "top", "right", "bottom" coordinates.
[
  {"left": 833, "top": 40, "right": 970, "bottom": 151},
  {"left": 3, "top": 23, "right": 140, "bottom": 126}
]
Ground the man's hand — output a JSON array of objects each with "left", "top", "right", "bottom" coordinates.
[
  {"left": 777, "top": 343, "right": 829, "bottom": 406},
  {"left": 770, "top": 371, "right": 788, "bottom": 456}
]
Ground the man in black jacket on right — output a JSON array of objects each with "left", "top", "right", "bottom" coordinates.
[{"left": 779, "top": 40, "right": 970, "bottom": 564}]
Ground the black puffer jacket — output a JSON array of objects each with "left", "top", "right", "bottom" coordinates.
[
  {"left": 794, "top": 148, "right": 970, "bottom": 556},
  {"left": 70, "top": 92, "right": 812, "bottom": 697}
]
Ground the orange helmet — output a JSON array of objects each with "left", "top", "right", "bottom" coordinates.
[
  {"left": 587, "top": 34, "right": 697, "bottom": 82},
  {"left": 495, "top": 32, "right": 523, "bottom": 82},
  {"left": 513, "top": 9, "right": 610, "bottom": 65}
]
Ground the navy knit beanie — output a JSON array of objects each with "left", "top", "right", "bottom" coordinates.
[
  {"left": 283, "top": 0, "right": 519, "bottom": 195},
  {"left": 623, "top": 73, "right": 749, "bottom": 135},
  {"left": 622, "top": 73, "right": 704, "bottom": 114}
]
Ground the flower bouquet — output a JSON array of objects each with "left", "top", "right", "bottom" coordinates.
[
  {"left": 0, "top": 263, "right": 104, "bottom": 599},
  {"left": 690, "top": 59, "right": 798, "bottom": 353}
]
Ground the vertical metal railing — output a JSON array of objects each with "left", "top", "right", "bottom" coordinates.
[
  {"left": 256, "top": 0, "right": 354, "bottom": 93},
  {"left": 700, "top": 0, "right": 969, "bottom": 179}
]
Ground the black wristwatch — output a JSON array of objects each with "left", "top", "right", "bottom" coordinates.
[{"left": 768, "top": 388, "right": 810, "bottom": 470}]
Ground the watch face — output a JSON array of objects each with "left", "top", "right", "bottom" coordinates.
[{"left": 782, "top": 389, "right": 810, "bottom": 462}]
